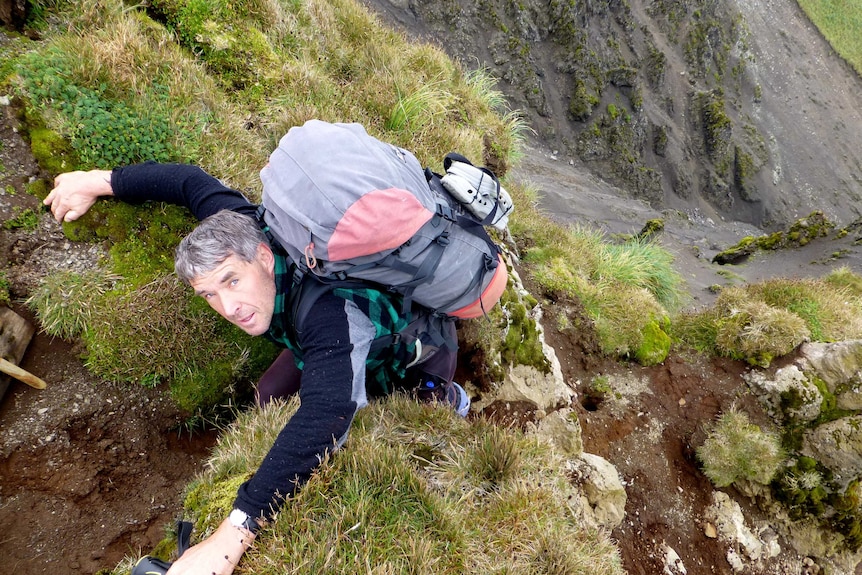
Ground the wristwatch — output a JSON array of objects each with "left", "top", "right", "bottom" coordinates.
[{"left": 229, "top": 508, "right": 261, "bottom": 534}]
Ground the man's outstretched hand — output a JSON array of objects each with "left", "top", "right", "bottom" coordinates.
[
  {"left": 166, "top": 517, "right": 256, "bottom": 575},
  {"left": 44, "top": 169, "right": 114, "bottom": 222}
]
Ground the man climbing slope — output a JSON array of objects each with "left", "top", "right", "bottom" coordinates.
[{"left": 45, "top": 120, "right": 510, "bottom": 574}]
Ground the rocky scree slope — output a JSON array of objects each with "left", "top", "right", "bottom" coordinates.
[{"left": 362, "top": 0, "right": 862, "bottom": 232}]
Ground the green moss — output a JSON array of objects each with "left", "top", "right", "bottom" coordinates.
[
  {"left": 3, "top": 208, "right": 39, "bottom": 231},
  {"left": 772, "top": 456, "right": 830, "bottom": 519},
  {"left": 634, "top": 318, "right": 671, "bottom": 365},
  {"left": 755, "top": 231, "right": 784, "bottom": 250},
  {"left": 500, "top": 300, "right": 549, "bottom": 373},
  {"left": 713, "top": 212, "right": 837, "bottom": 265},
  {"left": 810, "top": 375, "right": 854, "bottom": 425},
  {"left": 26, "top": 178, "right": 50, "bottom": 200},
  {"left": 712, "top": 235, "right": 758, "bottom": 264},
  {"left": 698, "top": 90, "right": 732, "bottom": 158},
  {"left": 170, "top": 358, "right": 240, "bottom": 412},
  {"left": 28, "top": 126, "right": 78, "bottom": 175},
  {"left": 780, "top": 387, "right": 805, "bottom": 411},
  {"left": 0, "top": 271, "right": 10, "bottom": 306},
  {"left": 653, "top": 125, "right": 668, "bottom": 157},
  {"left": 786, "top": 211, "right": 835, "bottom": 245},
  {"left": 637, "top": 218, "right": 665, "bottom": 240},
  {"left": 184, "top": 474, "right": 251, "bottom": 532},
  {"left": 733, "top": 146, "right": 755, "bottom": 199},
  {"left": 569, "top": 80, "right": 598, "bottom": 121}
]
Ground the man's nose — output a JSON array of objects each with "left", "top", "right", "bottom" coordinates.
[{"left": 218, "top": 292, "right": 242, "bottom": 317}]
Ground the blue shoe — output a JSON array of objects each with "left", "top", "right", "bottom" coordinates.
[{"left": 448, "top": 382, "right": 471, "bottom": 417}]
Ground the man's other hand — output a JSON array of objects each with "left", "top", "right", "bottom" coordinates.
[
  {"left": 165, "top": 517, "right": 256, "bottom": 575},
  {"left": 44, "top": 169, "right": 114, "bottom": 222}
]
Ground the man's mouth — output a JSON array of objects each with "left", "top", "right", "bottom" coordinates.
[{"left": 236, "top": 312, "right": 255, "bottom": 326}]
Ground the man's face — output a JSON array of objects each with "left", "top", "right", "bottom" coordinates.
[{"left": 189, "top": 244, "right": 276, "bottom": 336}]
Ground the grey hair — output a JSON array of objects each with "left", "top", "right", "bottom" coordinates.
[{"left": 174, "top": 210, "right": 267, "bottom": 284}]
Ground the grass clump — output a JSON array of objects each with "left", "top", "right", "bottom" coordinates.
[
  {"left": 128, "top": 396, "right": 624, "bottom": 575},
  {"left": 697, "top": 407, "right": 785, "bottom": 488},
  {"left": 81, "top": 276, "right": 277, "bottom": 411},
  {"left": 27, "top": 269, "right": 121, "bottom": 340},
  {"left": 511, "top": 203, "right": 684, "bottom": 364},
  {"left": 674, "top": 272, "right": 862, "bottom": 366}
]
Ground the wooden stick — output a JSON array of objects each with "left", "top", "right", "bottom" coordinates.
[{"left": 0, "top": 357, "right": 46, "bottom": 389}]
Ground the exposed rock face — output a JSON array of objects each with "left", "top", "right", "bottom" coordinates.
[
  {"left": 744, "top": 364, "right": 821, "bottom": 423},
  {"left": 801, "top": 417, "right": 862, "bottom": 492},
  {"left": 742, "top": 340, "right": 862, "bottom": 570},
  {"left": 0, "top": 0, "right": 26, "bottom": 28},
  {"left": 531, "top": 407, "right": 584, "bottom": 457},
  {"left": 706, "top": 490, "right": 781, "bottom": 571},
  {"left": 744, "top": 342, "right": 862, "bottom": 490},
  {"left": 472, "top": 263, "right": 576, "bottom": 414},
  {"left": 569, "top": 452, "right": 627, "bottom": 530},
  {"left": 798, "top": 341, "right": 862, "bottom": 410}
]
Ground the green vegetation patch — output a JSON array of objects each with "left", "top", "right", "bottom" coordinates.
[
  {"left": 10, "top": 0, "right": 527, "bottom": 415},
  {"left": 2, "top": 208, "right": 39, "bottom": 231},
  {"left": 131, "top": 396, "right": 625, "bottom": 575},
  {"left": 16, "top": 46, "right": 190, "bottom": 169},
  {"left": 0, "top": 271, "right": 10, "bottom": 307},
  {"left": 712, "top": 211, "right": 836, "bottom": 264},
  {"left": 674, "top": 271, "right": 862, "bottom": 367},
  {"left": 511, "top": 198, "right": 683, "bottom": 365},
  {"left": 697, "top": 407, "right": 785, "bottom": 487},
  {"left": 798, "top": 0, "right": 862, "bottom": 76}
]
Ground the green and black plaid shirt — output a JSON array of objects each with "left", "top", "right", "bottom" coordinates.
[{"left": 266, "top": 251, "right": 417, "bottom": 395}]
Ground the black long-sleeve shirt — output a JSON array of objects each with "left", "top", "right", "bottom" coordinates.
[{"left": 112, "top": 163, "right": 373, "bottom": 520}]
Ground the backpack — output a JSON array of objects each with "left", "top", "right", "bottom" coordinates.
[{"left": 257, "top": 120, "right": 512, "bottom": 320}]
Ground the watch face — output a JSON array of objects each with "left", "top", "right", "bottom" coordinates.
[
  {"left": 229, "top": 508, "right": 260, "bottom": 533},
  {"left": 229, "top": 508, "right": 249, "bottom": 527}
]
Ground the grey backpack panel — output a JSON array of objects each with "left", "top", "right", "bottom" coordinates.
[{"left": 259, "top": 120, "right": 505, "bottom": 317}]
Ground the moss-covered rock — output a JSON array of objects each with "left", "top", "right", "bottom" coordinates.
[
  {"left": 713, "top": 212, "right": 837, "bottom": 265},
  {"left": 28, "top": 126, "right": 78, "bottom": 175},
  {"left": 712, "top": 235, "right": 758, "bottom": 264},
  {"left": 633, "top": 317, "right": 671, "bottom": 365}
]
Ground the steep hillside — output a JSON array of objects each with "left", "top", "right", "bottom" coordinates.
[{"left": 361, "top": 0, "right": 862, "bottom": 230}]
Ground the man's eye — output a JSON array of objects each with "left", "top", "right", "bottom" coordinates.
[{"left": 230, "top": 279, "right": 239, "bottom": 286}]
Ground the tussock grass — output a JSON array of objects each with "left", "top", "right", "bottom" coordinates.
[
  {"left": 26, "top": 268, "right": 121, "bottom": 340},
  {"left": 80, "top": 276, "right": 276, "bottom": 410},
  {"left": 146, "top": 396, "right": 624, "bottom": 575},
  {"left": 696, "top": 406, "right": 785, "bottom": 488},
  {"left": 673, "top": 271, "right": 862, "bottom": 366},
  {"left": 511, "top": 208, "right": 684, "bottom": 362}
]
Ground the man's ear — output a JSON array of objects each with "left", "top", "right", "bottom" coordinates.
[{"left": 257, "top": 242, "right": 275, "bottom": 274}]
